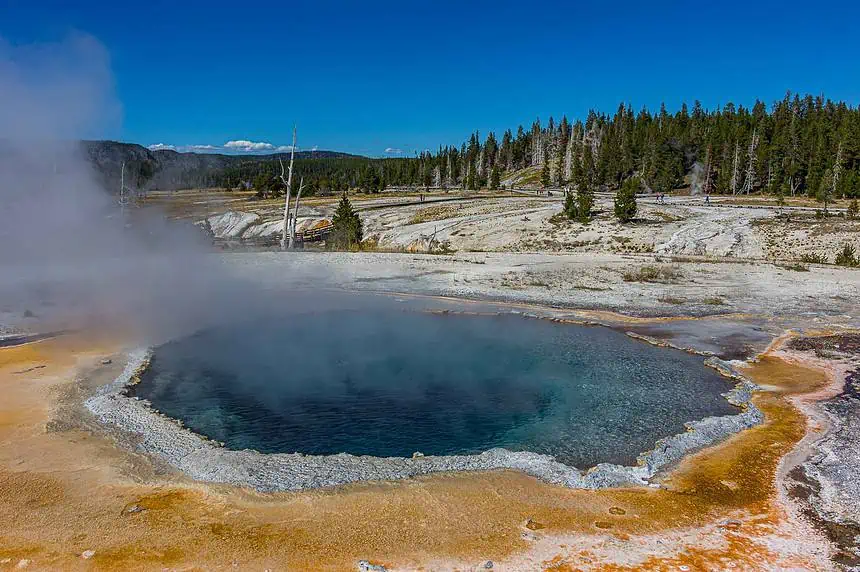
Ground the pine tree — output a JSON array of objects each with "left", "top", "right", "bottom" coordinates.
[
  {"left": 466, "top": 162, "right": 477, "bottom": 190},
  {"left": 329, "top": 193, "right": 363, "bottom": 250},
  {"left": 576, "top": 182, "right": 594, "bottom": 224},
  {"left": 776, "top": 182, "right": 787, "bottom": 206},
  {"left": 563, "top": 190, "right": 578, "bottom": 220},
  {"left": 540, "top": 161, "right": 551, "bottom": 188},
  {"left": 614, "top": 177, "right": 639, "bottom": 223},
  {"left": 489, "top": 166, "right": 501, "bottom": 190}
]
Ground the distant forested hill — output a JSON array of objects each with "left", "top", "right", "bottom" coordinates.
[{"left": 80, "top": 140, "right": 369, "bottom": 194}]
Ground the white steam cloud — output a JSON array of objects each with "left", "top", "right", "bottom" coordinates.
[{"left": 0, "top": 34, "right": 298, "bottom": 343}]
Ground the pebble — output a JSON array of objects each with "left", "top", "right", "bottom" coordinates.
[
  {"left": 483, "top": 560, "right": 494, "bottom": 569},
  {"left": 719, "top": 519, "right": 743, "bottom": 530},
  {"left": 520, "top": 530, "right": 539, "bottom": 542},
  {"left": 81, "top": 550, "right": 95, "bottom": 559},
  {"left": 101, "top": 358, "right": 112, "bottom": 365},
  {"left": 357, "top": 560, "right": 387, "bottom": 572},
  {"left": 16, "top": 560, "right": 31, "bottom": 569},
  {"left": 122, "top": 504, "right": 146, "bottom": 515}
]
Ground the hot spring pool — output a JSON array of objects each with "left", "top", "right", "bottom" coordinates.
[{"left": 135, "top": 310, "right": 737, "bottom": 468}]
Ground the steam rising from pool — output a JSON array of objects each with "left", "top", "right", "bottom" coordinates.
[{"left": 136, "top": 311, "right": 737, "bottom": 468}]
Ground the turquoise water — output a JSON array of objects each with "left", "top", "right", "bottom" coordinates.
[{"left": 136, "top": 310, "right": 737, "bottom": 468}]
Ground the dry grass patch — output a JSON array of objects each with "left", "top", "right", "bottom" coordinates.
[
  {"left": 623, "top": 265, "right": 682, "bottom": 283},
  {"left": 407, "top": 205, "right": 462, "bottom": 225},
  {"left": 777, "top": 263, "right": 810, "bottom": 272}
]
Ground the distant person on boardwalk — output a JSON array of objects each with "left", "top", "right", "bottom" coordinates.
[{"left": 705, "top": 193, "right": 710, "bottom": 205}]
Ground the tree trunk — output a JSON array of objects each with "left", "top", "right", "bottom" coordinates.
[
  {"left": 280, "top": 127, "right": 297, "bottom": 250},
  {"left": 731, "top": 142, "right": 740, "bottom": 195},
  {"left": 289, "top": 177, "right": 304, "bottom": 248}
]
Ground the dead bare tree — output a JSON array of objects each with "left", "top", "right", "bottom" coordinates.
[
  {"left": 741, "top": 129, "right": 759, "bottom": 195},
  {"left": 289, "top": 176, "right": 305, "bottom": 248},
  {"left": 279, "top": 127, "right": 297, "bottom": 250},
  {"left": 730, "top": 142, "right": 741, "bottom": 195},
  {"left": 119, "top": 161, "right": 133, "bottom": 218},
  {"left": 833, "top": 142, "right": 844, "bottom": 198},
  {"left": 702, "top": 144, "right": 714, "bottom": 195},
  {"left": 563, "top": 134, "right": 574, "bottom": 182}
]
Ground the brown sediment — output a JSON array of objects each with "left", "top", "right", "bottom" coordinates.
[{"left": 0, "top": 330, "right": 842, "bottom": 570}]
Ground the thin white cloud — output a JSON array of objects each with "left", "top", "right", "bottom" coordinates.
[
  {"left": 384, "top": 147, "right": 403, "bottom": 155},
  {"left": 147, "top": 143, "right": 176, "bottom": 151},
  {"left": 147, "top": 139, "right": 312, "bottom": 154},
  {"left": 182, "top": 144, "right": 217, "bottom": 152},
  {"left": 224, "top": 139, "right": 276, "bottom": 152}
]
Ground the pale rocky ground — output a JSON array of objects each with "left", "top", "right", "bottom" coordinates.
[
  {"left": 223, "top": 250, "right": 860, "bottom": 323},
  {"left": 187, "top": 190, "right": 859, "bottom": 264}
]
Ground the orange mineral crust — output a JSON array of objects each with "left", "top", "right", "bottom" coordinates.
[{"left": 0, "top": 332, "right": 839, "bottom": 570}]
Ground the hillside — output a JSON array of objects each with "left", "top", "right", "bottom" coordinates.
[{"left": 80, "top": 140, "right": 362, "bottom": 193}]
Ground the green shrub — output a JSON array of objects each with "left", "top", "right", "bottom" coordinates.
[
  {"left": 563, "top": 191, "right": 578, "bottom": 220},
  {"left": 328, "top": 193, "right": 363, "bottom": 250},
  {"left": 614, "top": 177, "right": 639, "bottom": 223},
  {"left": 835, "top": 243, "right": 859, "bottom": 267},
  {"left": 623, "top": 265, "right": 681, "bottom": 283},
  {"left": 801, "top": 253, "right": 828, "bottom": 264},
  {"left": 576, "top": 184, "right": 594, "bottom": 224}
]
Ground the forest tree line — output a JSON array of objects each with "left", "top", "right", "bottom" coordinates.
[
  {"left": 426, "top": 92, "right": 860, "bottom": 200},
  {"left": 242, "top": 92, "right": 860, "bottom": 201},
  {"left": 98, "top": 92, "right": 858, "bottom": 201}
]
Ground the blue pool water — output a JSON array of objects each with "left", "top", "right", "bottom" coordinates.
[{"left": 136, "top": 310, "right": 737, "bottom": 468}]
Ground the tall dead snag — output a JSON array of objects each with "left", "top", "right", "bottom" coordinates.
[
  {"left": 702, "top": 144, "right": 714, "bottom": 195},
  {"left": 279, "top": 126, "right": 297, "bottom": 250},
  {"left": 289, "top": 177, "right": 305, "bottom": 248},
  {"left": 741, "top": 129, "right": 759, "bottom": 195},
  {"left": 833, "top": 142, "right": 843, "bottom": 198},
  {"left": 120, "top": 161, "right": 126, "bottom": 218},
  {"left": 731, "top": 141, "right": 741, "bottom": 195},
  {"left": 119, "top": 161, "right": 133, "bottom": 218}
]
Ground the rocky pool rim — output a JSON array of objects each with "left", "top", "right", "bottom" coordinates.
[{"left": 82, "top": 309, "right": 765, "bottom": 492}]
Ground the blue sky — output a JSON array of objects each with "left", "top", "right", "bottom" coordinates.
[{"left": 2, "top": 0, "right": 859, "bottom": 156}]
